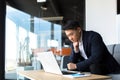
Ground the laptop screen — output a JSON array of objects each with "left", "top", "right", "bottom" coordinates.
[{"left": 36, "top": 51, "right": 62, "bottom": 75}]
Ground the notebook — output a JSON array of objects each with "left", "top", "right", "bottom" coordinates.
[{"left": 36, "top": 51, "right": 90, "bottom": 78}]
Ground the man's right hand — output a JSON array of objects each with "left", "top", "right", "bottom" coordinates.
[{"left": 73, "top": 42, "right": 79, "bottom": 52}]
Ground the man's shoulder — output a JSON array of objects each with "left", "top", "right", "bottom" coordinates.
[
  {"left": 83, "top": 30, "right": 100, "bottom": 36},
  {"left": 82, "top": 30, "right": 102, "bottom": 41}
]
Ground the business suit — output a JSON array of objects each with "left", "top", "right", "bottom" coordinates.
[{"left": 69, "top": 30, "right": 120, "bottom": 74}]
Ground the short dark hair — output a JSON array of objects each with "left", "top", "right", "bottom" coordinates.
[{"left": 62, "top": 20, "right": 81, "bottom": 30}]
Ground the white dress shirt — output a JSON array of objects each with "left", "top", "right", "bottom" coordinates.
[{"left": 79, "top": 32, "right": 88, "bottom": 59}]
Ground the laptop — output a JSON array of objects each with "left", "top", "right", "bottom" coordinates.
[{"left": 36, "top": 51, "right": 90, "bottom": 78}]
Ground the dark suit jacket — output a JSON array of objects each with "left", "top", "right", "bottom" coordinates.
[{"left": 69, "top": 30, "right": 120, "bottom": 73}]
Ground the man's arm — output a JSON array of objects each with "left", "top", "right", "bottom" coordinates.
[{"left": 69, "top": 32, "right": 107, "bottom": 71}]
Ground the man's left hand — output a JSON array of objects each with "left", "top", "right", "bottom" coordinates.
[{"left": 67, "top": 63, "right": 77, "bottom": 70}]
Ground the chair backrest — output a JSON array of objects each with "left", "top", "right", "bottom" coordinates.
[
  {"left": 60, "top": 56, "right": 70, "bottom": 70},
  {"left": 106, "top": 44, "right": 115, "bottom": 55},
  {"left": 48, "top": 47, "right": 71, "bottom": 56},
  {"left": 61, "top": 47, "right": 71, "bottom": 56},
  {"left": 113, "top": 44, "right": 120, "bottom": 65},
  {"left": 107, "top": 44, "right": 120, "bottom": 65}
]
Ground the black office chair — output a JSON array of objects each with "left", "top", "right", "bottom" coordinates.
[{"left": 60, "top": 56, "right": 70, "bottom": 70}]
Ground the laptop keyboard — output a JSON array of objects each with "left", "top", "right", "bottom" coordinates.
[{"left": 61, "top": 71, "right": 77, "bottom": 74}]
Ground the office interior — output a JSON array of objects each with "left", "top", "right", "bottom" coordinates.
[{"left": 0, "top": 0, "right": 120, "bottom": 80}]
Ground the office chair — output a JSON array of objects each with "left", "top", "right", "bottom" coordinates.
[{"left": 60, "top": 56, "right": 70, "bottom": 70}]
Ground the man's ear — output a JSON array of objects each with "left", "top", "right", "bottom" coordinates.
[{"left": 77, "top": 27, "right": 81, "bottom": 32}]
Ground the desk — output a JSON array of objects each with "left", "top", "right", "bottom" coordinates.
[{"left": 17, "top": 70, "right": 111, "bottom": 80}]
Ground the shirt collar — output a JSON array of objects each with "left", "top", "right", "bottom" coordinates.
[{"left": 79, "top": 31, "right": 83, "bottom": 45}]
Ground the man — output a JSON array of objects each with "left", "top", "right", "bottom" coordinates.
[{"left": 63, "top": 20, "right": 120, "bottom": 75}]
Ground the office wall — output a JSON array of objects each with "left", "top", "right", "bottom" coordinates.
[
  {"left": 86, "top": 0, "right": 118, "bottom": 45},
  {"left": 116, "top": 14, "right": 120, "bottom": 43}
]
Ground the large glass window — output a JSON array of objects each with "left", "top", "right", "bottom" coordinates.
[
  {"left": 5, "top": 5, "right": 62, "bottom": 79},
  {"left": 54, "top": 24, "right": 62, "bottom": 49}
]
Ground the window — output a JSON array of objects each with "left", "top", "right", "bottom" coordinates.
[{"left": 5, "top": 5, "right": 62, "bottom": 79}]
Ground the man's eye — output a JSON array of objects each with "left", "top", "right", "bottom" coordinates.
[{"left": 70, "top": 32, "right": 74, "bottom": 35}]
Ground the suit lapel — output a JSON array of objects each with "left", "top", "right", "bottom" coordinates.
[{"left": 82, "top": 30, "right": 91, "bottom": 58}]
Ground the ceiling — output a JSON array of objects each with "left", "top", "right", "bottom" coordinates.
[
  {"left": 6, "top": 0, "right": 85, "bottom": 25},
  {"left": 6, "top": 1, "right": 120, "bottom": 26},
  {"left": 6, "top": 0, "right": 120, "bottom": 25}
]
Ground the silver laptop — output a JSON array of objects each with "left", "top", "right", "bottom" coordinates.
[{"left": 36, "top": 51, "right": 90, "bottom": 78}]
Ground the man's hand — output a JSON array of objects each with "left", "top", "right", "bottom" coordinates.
[
  {"left": 73, "top": 42, "right": 79, "bottom": 52},
  {"left": 67, "top": 63, "right": 77, "bottom": 70}
]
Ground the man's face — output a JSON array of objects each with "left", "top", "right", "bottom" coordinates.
[{"left": 65, "top": 28, "right": 81, "bottom": 43}]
